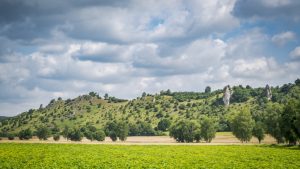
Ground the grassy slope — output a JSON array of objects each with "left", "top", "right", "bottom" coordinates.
[
  {"left": 1, "top": 82, "right": 300, "bottom": 134},
  {"left": 0, "top": 143, "right": 299, "bottom": 168}
]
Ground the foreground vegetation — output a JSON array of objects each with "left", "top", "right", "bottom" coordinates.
[{"left": 0, "top": 143, "right": 299, "bottom": 169}]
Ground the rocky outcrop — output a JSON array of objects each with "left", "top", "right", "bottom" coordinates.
[
  {"left": 223, "top": 85, "right": 233, "bottom": 106},
  {"left": 265, "top": 84, "right": 272, "bottom": 101}
]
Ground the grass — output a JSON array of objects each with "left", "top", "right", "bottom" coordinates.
[
  {"left": 0, "top": 143, "right": 299, "bottom": 169},
  {"left": 216, "top": 131, "right": 233, "bottom": 136}
]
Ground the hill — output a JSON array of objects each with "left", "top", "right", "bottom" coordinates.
[
  {"left": 0, "top": 116, "right": 8, "bottom": 122},
  {"left": 1, "top": 79, "right": 300, "bottom": 137}
]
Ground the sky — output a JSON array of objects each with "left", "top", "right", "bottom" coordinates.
[{"left": 0, "top": 0, "right": 300, "bottom": 116}]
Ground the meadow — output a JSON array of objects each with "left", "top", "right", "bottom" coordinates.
[{"left": 0, "top": 143, "right": 299, "bottom": 169}]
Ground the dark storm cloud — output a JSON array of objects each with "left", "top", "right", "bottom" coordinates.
[{"left": 233, "top": 0, "right": 300, "bottom": 20}]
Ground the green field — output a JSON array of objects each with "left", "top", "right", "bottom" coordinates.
[{"left": 0, "top": 143, "right": 299, "bottom": 169}]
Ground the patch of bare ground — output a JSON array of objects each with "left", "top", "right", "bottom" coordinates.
[{"left": 0, "top": 132, "right": 277, "bottom": 145}]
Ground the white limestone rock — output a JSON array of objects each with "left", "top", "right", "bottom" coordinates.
[
  {"left": 223, "top": 85, "right": 233, "bottom": 106},
  {"left": 265, "top": 84, "right": 272, "bottom": 101}
]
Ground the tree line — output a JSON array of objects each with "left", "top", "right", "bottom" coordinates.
[{"left": 1, "top": 98, "right": 299, "bottom": 145}]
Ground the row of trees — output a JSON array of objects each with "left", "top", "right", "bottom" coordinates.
[
  {"left": 169, "top": 99, "right": 300, "bottom": 144},
  {"left": 230, "top": 100, "right": 300, "bottom": 145},
  {"left": 5, "top": 125, "right": 106, "bottom": 142}
]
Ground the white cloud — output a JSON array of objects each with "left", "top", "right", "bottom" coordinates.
[
  {"left": 62, "top": 0, "right": 239, "bottom": 42},
  {"left": 271, "top": 31, "right": 296, "bottom": 46},
  {"left": 289, "top": 46, "right": 300, "bottom": 59},
  {"left": 231, "top": 57, "right": 284, "bottom": 79},
  {"left": 1, "top": 0, "right": 300, "bottom": 116},
  {"left": 226, "top": 28, "right": 269, "bottom": 59}
]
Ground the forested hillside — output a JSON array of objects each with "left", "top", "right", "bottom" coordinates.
[{"left": 1, "top": 79, "right": 300, "bottom": 144}]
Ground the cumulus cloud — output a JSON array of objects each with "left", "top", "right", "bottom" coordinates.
[
  {"left": 0, "top": 0, "right": 239, "bottom": 43},
  {"left": 0, "top": 0, "right": 299, "bottom": 116},
  {"left": 289, "top": 46, "right": 300, "bottom": 59},
  {"left": 272, "top": 31, "right": 296, "bottom": 46},
  {"left": 231, "top": 57, "right": 283, "bottom": 79}
]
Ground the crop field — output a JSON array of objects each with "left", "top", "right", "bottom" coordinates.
[{"left": 0, "top": 143, "right": 299, "bottom": 169}]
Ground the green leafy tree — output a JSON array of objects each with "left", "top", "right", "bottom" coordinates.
[
  {"left": 36, "top": 126, "right": 51, "bottom": 140},
  {"left": 105, "top": 121, "right": 118, "bottom": 136},
  {"left": 231, "top": 87, "right": 251, "bottom": 103},
  {"left": 157, "top": 119, "right": 171, "bottom": 131},
  {"left": 109, "top": 131, "right": 117, "bottom": 141},
  {"left": 200, "top": 116, "right": 218, "bottom": 143},
  {"left": 68, "top": 128, "right": 83, "bottom": 141},
  {"left": 53, "top": 134, "right": 60, "bottom": 141},
  {"left": 117, "top": 121, "right": 129, "bottom": 141},
  {"left": 231, "top": 108, "right": 254, "bottom": 143},
  {"left": 264, "top": 103, "right": 284, "bottom": 143},
  {"left": 18, "top": 128, "right": 32, "bottom": 140},
  {"left": 129, "top": 123, "right": 139, "bottom": 136},
  {"left": 62, "top": 126, "right": 70, "bottom": 140},
  {"left": 194, "top": 129, "right": 201, "bottom": 142},
  {"left": 205, "top": 86, "right": 211, "bottom": 93},
  {"left": 137, "top": 122, "right": 155, "bottom": 136},
  {"left": 104, "top": 93, "right": 109, "bottom": 100},
  {"left": 169, "top": 120, "right": 200, "bottom": 143},
  {"left": 93, "top": 130, "right": 106, "bottom": 141},
  {"left": 7, "top": 133, "right": 15, "bottom": 140},
  {"left": 252, "top": 121, "right": 265, "bottom": 143},
  {"left": 84, "top": 130, "right": 94, "bottom": 141},
  {"left": 280, "top": 100, "right": 299, "bottom": 145},
  {"left": 295, "top": 110, "right": 300, "bottom": 137}
]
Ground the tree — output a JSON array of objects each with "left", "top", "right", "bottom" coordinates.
[
  {"left": 105, "top": 121, "right": 118, "bottom": 136},
  {"left": 89, "top": 91, "right": 97, "bottom": 97},
  {"left": 53, "top": 134, "right": 60, "bottom": 141},
  {"left": 137, "top": 122, "right": 155, "bottom": 136},
  {"left": 194, "top": 129, "right": 201, "bottom": 142},
  {"left": 142, "top": 92, "right": 147, "bottom": 97},
  {"left": 295, "top": 79, "right": 300, "bottom": 86},
  {"left": 264, "top": 103, "right": 284, "bottom": 143},
  {"left": 231, "top": 108, "right": 254, "bottom": 143},
  {"left": 62, "top": 126, "right": 70, "bottom": 140},
  {"left": 200, "top": 116, "right": 218, "bottom": 143},
  {"left": 169, "top": 120, "right": 200, "bottom": 143},
  {"left": 104, "top": 93, "right": 109, "bottom": 100},
  {"left": 117, "top": 121, "right": 129, "bottom": 141},
  {"left": 280, "top": 100, "right": 299, "bottom": 145},
  {"left": 83, "top": 125, "right": 98, "bottom": 141},
  {"left": 51, "top": 125, "right": 60, "bottom": 135},
  {"left": 36, "top": 126, "right": 51, "bottom": 140},
  {"left": 231, "top": 87, "right": 251, "bottom": 103},
  {"left": 68, "top": 128, "right": 83, "bottom": 141},
  {"left": 7, "top": 133, "right": 15, "bottom": 140},
  {"left": 157, "top": 119, "right": 171, "bottom": 131},
  {"left": 252, "top": 121, "right": 265, "bottom": 143},
  {"left": 84, "top": 130, "right": 94, "bottom": 141},
  {"left": 129, "top": 123, "right": 139, "bottom": 136},
  {"left": 295, "top": 110, "right": 300, "bottom": 138},
  {"left": 18, "top": 128, "right": 32, "bottom": 140},
  {"left": 205, "top": 86, "right": 211, "bottom": 93},
  {"left": 109, "top": 131, "right": 117, "bottom": 141},
  {"left": 93, "top": 130, "right": 105, "bottom": 141}
]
